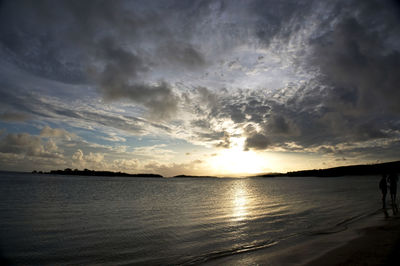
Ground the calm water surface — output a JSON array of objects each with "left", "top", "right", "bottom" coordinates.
[{"left": 0, "top": 172, "right": 380, "bottom": 265}]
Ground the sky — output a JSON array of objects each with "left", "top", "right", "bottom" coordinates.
[{"left": 0, "top": 0, "right": 399, "bottom": 177}]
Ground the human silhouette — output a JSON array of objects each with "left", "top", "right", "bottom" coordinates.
[
  {"left": 379, "top": 174, "right": 388, "bottom": 209},
  {"left": 387, "top": 172, "right": 398, "bottom": 214}
]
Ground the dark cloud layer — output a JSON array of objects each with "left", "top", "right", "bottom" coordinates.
[
  {"left": 0, "top": 0, "right": 399, "bottom": 165},
  {"left": 216, "top": 0, "right": 400, "bottom": 155},
  {"left": 0, "top": 0, "right": 192, "bottom": 118}
]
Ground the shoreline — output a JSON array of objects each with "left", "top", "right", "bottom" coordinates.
[
  {"left": 206, "top": 208, "right": 398, "bottom": 265},
  {"left": 305, "top": 211, "right": 400, "bottom": 266}
]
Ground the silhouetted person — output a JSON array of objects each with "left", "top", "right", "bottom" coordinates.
[
  {"left": 388, "top": 172, "right": 398, "bottom": 214},
  {"left": 379, "top": 174, "right": 388, "bottom": 209}
]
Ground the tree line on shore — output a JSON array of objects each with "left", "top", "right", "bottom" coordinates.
[
  {"left": 32, "top": 168, "right": 163, "bottom": 178},
  {"left": 258, "top": 160, "right": 400, "bottom": 178}
]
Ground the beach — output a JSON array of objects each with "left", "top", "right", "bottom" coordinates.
[
  {"left": 305, "top": 213, "right": 400, "bottom": 266},
  {"left": 207, "top": 209, "right": 400, "bottom": 265}
]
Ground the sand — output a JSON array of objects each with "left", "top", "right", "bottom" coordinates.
[{"left": 305, "top": 214, "right": 400, "bottom": 266}]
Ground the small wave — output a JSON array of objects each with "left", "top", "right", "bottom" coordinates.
[
  {"left": 304, "top": 209, "right": 380, "bottom": 236},
  {"left": 178, "top": 240, "right": 278, "bottom": 265}
]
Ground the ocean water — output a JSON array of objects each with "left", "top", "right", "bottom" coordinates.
[{"left": 0, "top": 172, "right": 382, "bottom": 265}]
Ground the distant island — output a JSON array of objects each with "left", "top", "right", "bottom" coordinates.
[
  {"left": 32, "top": 168, "right": 163, "bottom": 178},
  {"left": 257, "top": 160, "right": 400, "bottom": 178}
]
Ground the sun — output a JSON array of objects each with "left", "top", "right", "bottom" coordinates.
[{"left": 208, "top": 138, "right": 267, "bottom": 176}]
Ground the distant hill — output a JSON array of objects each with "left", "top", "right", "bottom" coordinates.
[
  {"left": 173, "top": 175, "right": 219, "bottom": 178},
  {"left": 257, "top": 160, "right": 400, "bottom": 178},
  {"left": 253, "top": 173, "right": 286, "bottom": 178},
  {"left": 34, "top": 168, "right": 163, "bottom": 178}
]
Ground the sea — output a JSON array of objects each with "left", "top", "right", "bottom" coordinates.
[{"left": 0, "top": 172, "right": 384, "bottom": 265}]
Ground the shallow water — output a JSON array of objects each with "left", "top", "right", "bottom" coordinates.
[{"left": 0, "top": 172, "right": 381, "bottom": 265}]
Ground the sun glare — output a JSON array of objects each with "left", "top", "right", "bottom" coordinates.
[
  {"left": 209, "top": 138, "right": 267, "bottom": 176},
  {"left": 232, "top": 184, "right": 249, "bottom": 221}
]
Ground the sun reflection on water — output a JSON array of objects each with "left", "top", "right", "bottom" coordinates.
[{"left": 232, "top": 181, "right": 250, "bottom": 221}]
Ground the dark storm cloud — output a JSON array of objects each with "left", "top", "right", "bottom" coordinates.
[
  {"left": 87, "top": 37, "right": 181, "bottom": 119},
  {"left": 0, "top": 0, "right": 304, "bottom": 120},
  {"left": 2, "top": 0, "right": 319, "bottom": 120},
  {"left": 267, "top": 115, "right": 292, "bottom": 135},
  {"left": 0, "top": 0, "right": 206, "bottom": 119},
  {"left": 243, "top": 98, "right": 271, "bottom": 124},
  {"left": 229, "top": 0, "right": 400, "bottom": 153},
  {"left": 276, "top": 0, "right": 400, "bottom": 152},
  {"left": 249, "top": 0, "right": 314, "bottom": 45},
  {"left": 0, "top": 0, "right": 87, "bottom": 84},
  {"left": 157, "top": 42, "right": 206, "bottom": 69},
  {"left": 310, "top": 15, "right": 400, "bottom": 114},
  {"left": 0, "top": 0, "right": 399, "bottom": 161},
  {"left": 220, "top": 102, "right": 247, "bottom": 124},
  {"left": 189, "top": 76, "right": 398, "bottom": 154},
  {"left": 99, "top": 79, "right": 179, "bottom": 120},
  {"left": 244, "top": 133, "right": 270, "bottom": 151}
]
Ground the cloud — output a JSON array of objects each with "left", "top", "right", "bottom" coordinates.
[
  {"left": 71, "top": 148, "right": 106, "bottom": 169},
  {"left": 112, "top": 158, "right": 139, "bottom": 172},
  {"left": 215, "top": 131, "right": 231, "bottom": 149},
  {"left": 310, "top": 15, "right": 400, "bottom": 114},
  {"left": 0, "top": 126, "right": 84, "bottom": 171},
  {"left": 100, "top": 81, "right": 180, "bottom": 120},
  {"left": 40, "top": 126, "right": 76, "bottom": 140},
  {"left": 244, "top": 133, "right": 270, "bottom": 151},
  {"left": 0, "top": 132, "right": 63, "bottom": 158},
  {"left": 132, "top": 144, "right": 175, "bottom": 161},
  {"left": 157, "top": 42, "right": 206, "bottom": 70},
  {"left": 72, "top": 149, "right": 84, "bottom": 162},
  {"left": 88, "top": 38, "right": 180, "bottom": 119},
  {"left": 0, "top": 84, "right": 172, "bottom": 136},
  {"left": 264, "top": 114, "right": 300, "bottom": 137},
  {"left": 0, "top": 112, "right": 30, "bottom": 122},
  {"left": 79, "top": 110, "right": 148, "bottom": 134},
  {"left": 99, "top": 133, "right": 127, "bottom": 142},
  {"left": 195, "top": 87, "right": 219, "bottom": 113},
  {"left": 1, "top": 0, "right": 303, "bottom": 122},
  {"left": 0, "top": 1, "right": 186, "bottom": 119},
  {"left": 190, "top": 119, "right": 211, "bottom": 130},
  {"left": 144, "top": 159, "right": 204, "bottom": 177},
  {"left": 0, "top": 0, "right": 399, "bottom": 171}
]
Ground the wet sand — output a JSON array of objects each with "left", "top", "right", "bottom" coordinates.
[
  {"left": 206, "top": 210, "right": 400, "bottom": 265},
  {"left": 305, "top": 213, "right": 400, "bottom": 266}
]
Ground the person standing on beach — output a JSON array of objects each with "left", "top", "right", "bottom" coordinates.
[
  {"left": 379, "top": 174, "right": 388, "bottom": 209},
  {"left": 387, "top": 172, "right": 398, "bottom": 214}
]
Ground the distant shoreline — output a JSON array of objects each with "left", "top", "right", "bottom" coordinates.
[
  {"left": 257, "top": 160, "right": 400, "bottom": 178},
  {"left": 32, "top": 168, "right": 163, "bottom": 178},
  {"left": 25, "top": 160, "right": 400, "bottom": 179}
]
